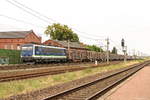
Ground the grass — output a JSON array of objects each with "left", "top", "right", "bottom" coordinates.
[{"left": 0, "top": 59, "right": 147, "bottom": 98}]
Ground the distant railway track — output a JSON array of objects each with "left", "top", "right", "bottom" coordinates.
[
  {"left": 0, "top": 62, "right": 92, "bottom": 70},
  {"left": 0, "top": 61, "right": 121, "bottom": 82},
  {"left": 0, "top": 61, "right": 119, "bottom": 70},
  {"left": 42, "top": 61, "right": 149, "bottom": 100}
]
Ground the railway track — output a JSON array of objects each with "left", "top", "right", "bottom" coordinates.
[
  {"left": 0, "top": 61, "right": 120, "bottom": 82},
  {"left": 0, "top": 62, "right": 93, "bottom": 70},
  {"left": 42, "top": 61, "right": 149, "bottom": 100},
  {"left": 0, "top": 61, "right": 121, "bottom": 70},
  {"left": 0, "top": 67, "right": 84, "bottom": 82}
]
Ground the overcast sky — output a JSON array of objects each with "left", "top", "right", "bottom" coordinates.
[{"left": 0, "top": 0, "right": 150, "bottom": 55}]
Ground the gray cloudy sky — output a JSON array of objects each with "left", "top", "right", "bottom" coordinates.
[{"left": 0, "top": 0, "right": 150, "bottom": 55}]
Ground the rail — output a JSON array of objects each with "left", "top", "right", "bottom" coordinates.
[{"left": 42, "top": 61, "right": 149, "bottom": 100}]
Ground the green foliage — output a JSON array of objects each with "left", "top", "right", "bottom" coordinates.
[
  {"left": 86, "top": 45, "right": 103, "bottom": 52},
  {"left": 71, "top": 33, "right": 79, "bottom": 42},
  {"left": 111, "top": 47, "right": 117, "bottom": 54},
  {"left": 0, "top": 49, "right": 21, "bottom": 64},
  {"left": 45, "top": 23, "right": 79, "bottom": 42}
]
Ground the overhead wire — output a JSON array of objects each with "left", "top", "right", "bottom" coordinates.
[
  {"left": 0, "top": 14, "right": 45, "bottom": 28},
  {"left": 5, "top": 0, "right": 51, "bottom": 24},
  {"left": 0, "top": 23, "right": 25, "bottom": 30},
  {"left": 6, "top": 0, "right": 106, "bottom": 40},
  {"left": 11, "top": 0, "right": 57, "bottom": 22},
  {"left": 0, "top": 14, "right": 101, "bottom": 41},
  {"left": 3, "top": 0, "right": 147, "bottom": 56},
  {"left": 13, "top": 0, "right": 106, "bottom": 38},
  {"left": 109, "top": 39, "right": 123, "bottom": 53},
  {"left": 110, "top": 39, "right": 134, "bottom": 55},
  {"left": 6, "top": 0, "right": 119, "bottom": 51}
]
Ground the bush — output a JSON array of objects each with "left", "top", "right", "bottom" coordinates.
[{"left": 0, "top": 49, "right": 21, "bottom": 64}]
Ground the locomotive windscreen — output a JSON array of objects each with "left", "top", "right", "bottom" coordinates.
[{"left": 21, "top": 45, "right": 33, "bottom": 57}]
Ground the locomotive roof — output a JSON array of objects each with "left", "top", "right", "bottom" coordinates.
[{"left": 22, "top": 44, "right": 66, "bottom": 49}]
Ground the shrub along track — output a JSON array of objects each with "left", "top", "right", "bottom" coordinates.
[
  {"left": 0, "top": 61, "right": 121, "bottom": 82},
  {"left": 4, "top": 60, "right": 150, "bottom": 100}
]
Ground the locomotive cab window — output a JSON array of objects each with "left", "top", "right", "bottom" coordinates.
[
  {"left": 22, "top": 46, "right": 33, "bottom": 51},
  {"left": 21, "top": 45, "right": 33, "bottom": 57}
]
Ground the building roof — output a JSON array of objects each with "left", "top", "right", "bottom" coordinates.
[
  {"left": 0, "top": 30, "right": 33, "bottom": 38},
  {"left": 46, "top": 40, "right": 87, "bottom": 49}
]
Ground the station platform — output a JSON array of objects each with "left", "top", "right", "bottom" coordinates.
[{"left": 102, "top": 66, "right": 150, "bottom": 100}]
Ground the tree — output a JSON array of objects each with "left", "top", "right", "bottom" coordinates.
[
  {"left": 86, "top": 45, "right": 103, "bottom": 52},
  {"left": 71, "top": 33, "right": 79, "bottom": 42},
  {"left": 45, "top": 23, "right": 79, "bottom": 42},
  {"left": 111, "top": 47, "right": 117, "bottom": 54}
]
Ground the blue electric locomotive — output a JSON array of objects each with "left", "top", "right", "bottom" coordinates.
[{"left": 21, "top": 44, "right": 67, "bottom": 63}]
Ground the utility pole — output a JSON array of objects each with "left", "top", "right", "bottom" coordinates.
[
  {"left": 138, "top": 51, "right": 140, "bottom": 57},
  {"left": 133, "top": 49, "right": 136, "bottom": 59},
  {"left": 128, "top": 50, "right": 130, "bottom": 56},
  {"left": 106, "top": 38, "right": 109, "bottom": 64},
  {"left": 124, "top": 46, "right": 127, "bottom": 63},
  {"left": 67, "top": 40, "right": 70, "bottom": 61}
]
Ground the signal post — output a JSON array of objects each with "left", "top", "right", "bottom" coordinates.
[{"left": 121, "top": 38, "right": 127, "bottom": 63}]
